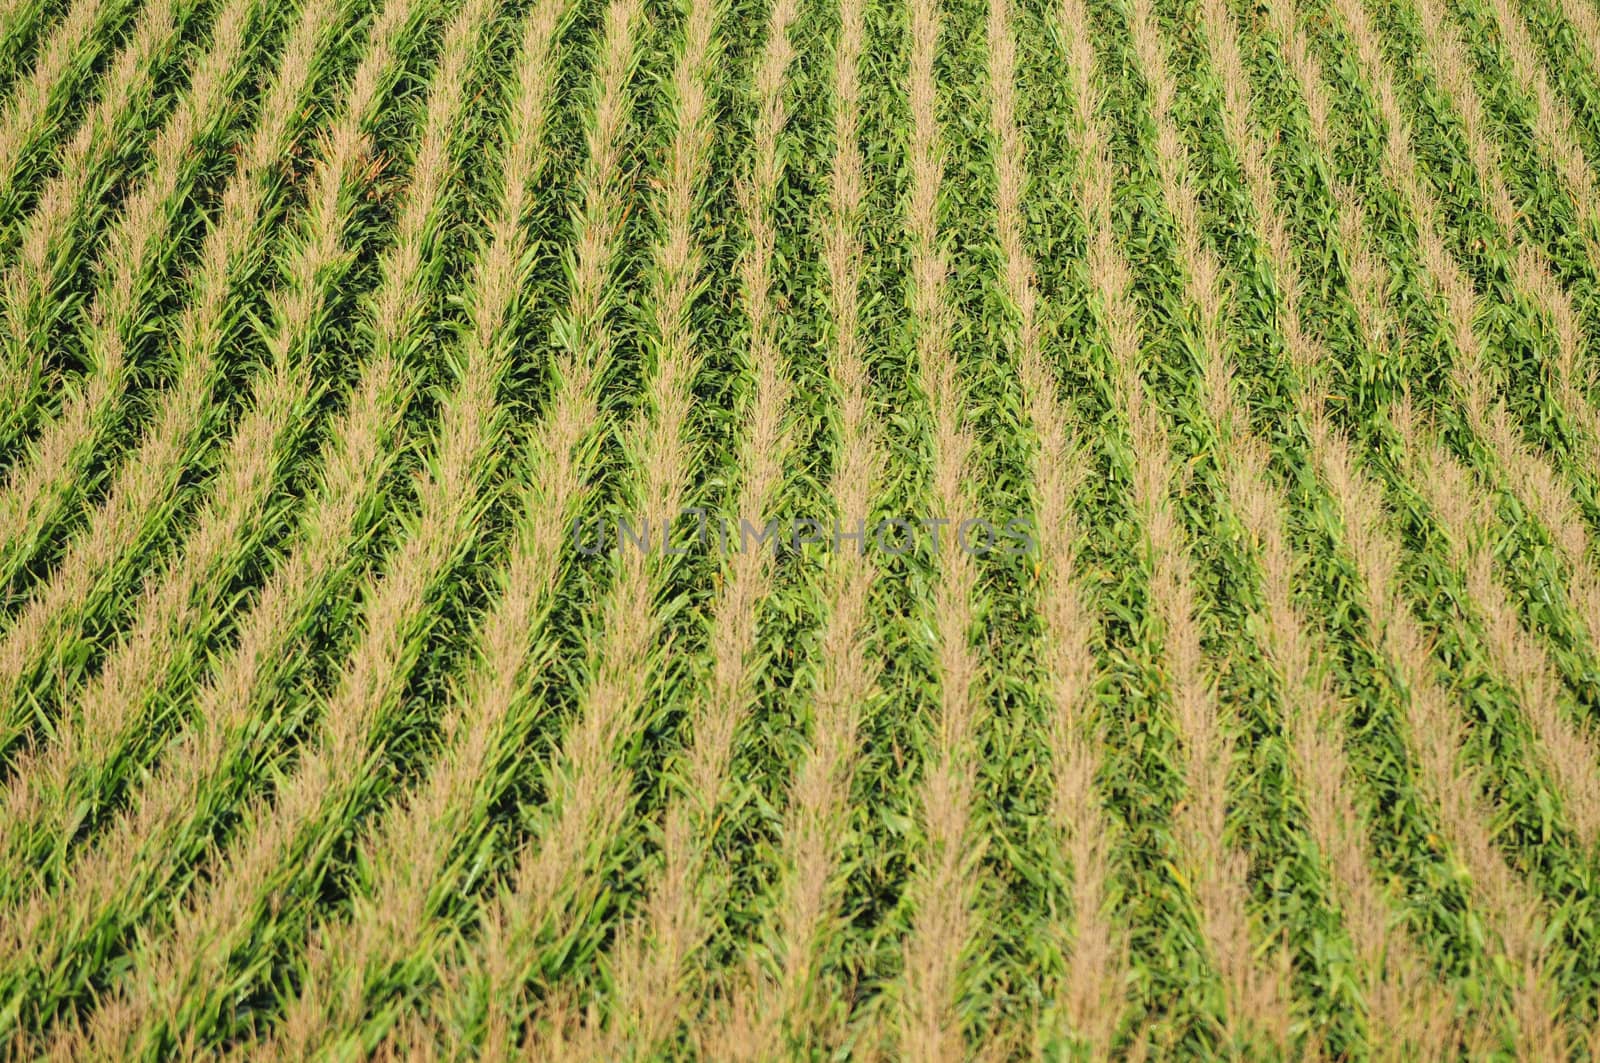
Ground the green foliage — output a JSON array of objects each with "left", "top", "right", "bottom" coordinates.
[{"left": 4, "top": 0, "right": 1600, "bottom": 1053}]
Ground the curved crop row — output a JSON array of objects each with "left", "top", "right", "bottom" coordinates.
[
  {"left": 400, "top": 1, "right": 647, "bottom": 1051},
  {"left": 0, "top": 0, "right": 131, "bottom": 241},
  {"left": 0, "top": 0, "right": 345, "bottom": 875},
  {"left": 0, "top": 0, "right": 440, "bottom": 1044},
  {"left": 0, "top": 0, "right": 199, "bottom": 454},
  {"left": 51, "top": 0, "right": 501, "bottom": 1051},
  {"left": 0, "top": 0, "right": 267, "bottom": 606},
  {"left": 231, "top": 0, "right": 573, "bottom": 1053},
  {"left": 563, "top": 0, "right": 802, "bottom": 1054},
  {"left": 7, "top": 0, "right": 1600, "bottom": 1051}
]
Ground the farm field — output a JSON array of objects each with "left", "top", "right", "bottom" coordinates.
[{"left": 3, "top": 0, "right": 1600, "bottom": 1051}]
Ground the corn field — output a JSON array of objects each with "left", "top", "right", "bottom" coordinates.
[{"left": 3, "top": 0, "right": 1600, "bottom": 1052}]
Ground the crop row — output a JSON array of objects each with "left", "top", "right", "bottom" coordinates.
[{"left": 3, "top": 0, "right": 1600, "bottom": 1053}]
